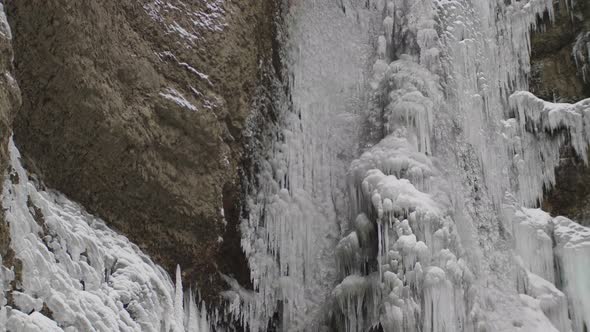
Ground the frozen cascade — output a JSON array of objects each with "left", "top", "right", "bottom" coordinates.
[
  {"left": 234, "top": 0, "right": 590, "bottom": 331},
  {"left": 233, "top": 1, "right": 380, "bottom": 331},
  {"left": 0, "top": 138, "right": 211, "bottom": 331}
]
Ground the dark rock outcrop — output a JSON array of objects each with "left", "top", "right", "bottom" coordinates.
[
  {"left": 532, "top": 0, "right": 590, "bottom": 225},
  {"left": 5, "top": 0, "right": 278, "bottom": 302},
  {"left": 530, "top": 0, "right": 590, "bottom": 103}
]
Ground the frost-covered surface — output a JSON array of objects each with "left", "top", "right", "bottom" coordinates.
[
  {"left": 0, "top": 139, "right": 210, "bottom": 331},
  {"left": 508, "top": 91, "right": 590, "bottom": 205},
  {"left": 233, "top": 1, "right": 379, "bottom": 330},
  {"left": 234, "top": 0, "right": 590, "bottom": 331},
  {"left": 326, "top": 0, "right": 565, "bottom": 330}
]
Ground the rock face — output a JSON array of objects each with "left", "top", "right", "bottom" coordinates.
[
  {"left": 530, "top": 0, "right": 590, "bottom": 103},
  {"left": 532, "top": 0, "right": 590, "bottom": 225},
  {"left": 5, "top": 0, "right": 278, "bottom": 301}
]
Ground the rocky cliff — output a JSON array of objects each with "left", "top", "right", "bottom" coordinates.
[{"left": 4, "top": 0, "right": 279, "bottom": 304}]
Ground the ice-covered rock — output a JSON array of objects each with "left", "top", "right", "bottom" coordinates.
[{"left": 0, "top": 139, "right": 210, "bottom": 331}]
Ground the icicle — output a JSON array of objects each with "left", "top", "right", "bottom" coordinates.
[
  {"left": 423, "top": 267, "right": 457, "bottom": 332},
  {"left": 378, "top": 219, "right": 383, "bottom": 282},
  {"left": 175, "top": 265, "right": 184, "bottom": 326},
  {"left": 186, "top": 290, "right": 199, "bottom": 332}
]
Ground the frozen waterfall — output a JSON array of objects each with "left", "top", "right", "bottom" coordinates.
[{"left": 232, "top": 0, "right": 590, "bottom": 331}]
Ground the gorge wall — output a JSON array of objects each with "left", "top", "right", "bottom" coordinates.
[{"left": 3, "top": 0, "right": 280, "bottom": 303}]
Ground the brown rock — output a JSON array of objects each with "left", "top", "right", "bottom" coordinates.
[{"left": 5, "top": 0, "right": 279, "bottom": 303}]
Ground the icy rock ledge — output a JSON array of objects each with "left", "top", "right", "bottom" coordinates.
[
  {"left": 506, "top": 92, "right": 590, "bottom": 205},
  {"left": 0, "top": 139, "right": 210, "bottom": 332}
]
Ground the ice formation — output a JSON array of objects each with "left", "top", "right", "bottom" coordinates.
[
  {"left": 505, "top": 207, "right": 590, "bottom": 332},
  {"left": 0, "top": 139, "right": 211, "bottom": 331},
  {"left": 234, "top": 1, "right": 378, "bottom": 330},
  {"left": 234, "top": 0, "right": 590, "bottom": 331},
  {"left": 553, "top": 217, "right": 590, "bottom": 332},
  {"left": 508, "top": 91, "right": 590, "bottom": 206}
]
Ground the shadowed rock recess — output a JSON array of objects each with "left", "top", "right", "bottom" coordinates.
[
  {"left": 5, "top": 0, "right": 280, "bottom": 302},
  {"left": 532, "top": 0, "right": 590, "bottom": 225}
]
